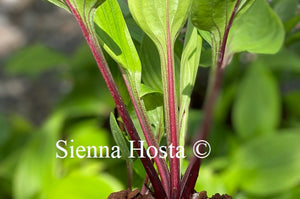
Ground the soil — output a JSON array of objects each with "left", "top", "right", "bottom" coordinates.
[
  {"left": 193, "top": 191, "right": 232, "bottom": 199},
  {"left": 108, "top": 189, "right": 154, "bottom": 199},
  {"left": 108, "top": 190, "right": 232, "bottom": 199}
]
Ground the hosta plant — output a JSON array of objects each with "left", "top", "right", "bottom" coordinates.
[{"left": 46, "top": 0, "right": 284, "bottom": 198}]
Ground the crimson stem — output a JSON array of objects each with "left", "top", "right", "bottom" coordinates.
[
  {"left": 165, "top": 1, "right": 180, "bottom": 197},
  {"left": 64, "top": 1, "right": 166, "bottom": 198},
  {"left": 121, "top": 73, "right": 170, "bottom": 197},
  {"left": 180, "top": 1, "right": 241, "bottom": 198}
]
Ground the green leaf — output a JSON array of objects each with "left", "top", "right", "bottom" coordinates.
[
  {"left": 228, "top": 0, "right": 285, "bottom": 54},
  {"left": 199, "top": 47, "right": 212, "bottom": 67},
  {"left": 140, "top": 35, "right": 162, "bottom": 92},
  {"left": 195, "top": 165, "right": 227, "bottom": 196},
  {"left": 235, "top": 132, "right": 300, "bottom": 196},
  {"left": 0, "top": 115, "right": 10, "bottom": 150},
  {"left": 180, "top": 23, "right": 202, "bottom": 102},
  {"left": 46, "top": 171, "right": 123, "bottom": 199},
  {"left": 5, "top": 44, "right": 66, "bottom": 78},
  {"left": 192, "top": 0, "right": 235, "bottom": 33},
  {"left": 0, "top": 114, "right": 34, "bottom": 181},
  {"left": 125, "top": 17, "right": 145, "bottom": 43},
  {"left": 129, "top": 0, "right": 191, "bottom": 157},
  {"left": 192, "top": 0, "right": 283, "bottom": 68},
  {"left": 69, "top": 0, "right": 106, "bottom": 16},
  {"left": 232, "top": 62, "right": 281, "bottom": 139},
  {"left": 68, "top": 120, "right": 110, "bottom": 147},
  {"left": 110, "top": 113, "right": 132, "bottom": 160},
  {"left": 133, "top": 158, "right": 146, "bottom": 179},
  {"left": 94, "top": 0, "right": 142, "bottom": 89},
  {"left": 117, "top": 0, "right": 130, "bottom": 17},
  {"left": 65, "top": 0, "right": 106, "bottom": 35},
  {"left": 191, "top": 0, "right": 255, "bottom": 51},
  {"left": 146, "top": 106, "right": 164, "bottom": 140},
  {"left": 60, "top": 120, "right": 111, "bottom": 169},
  {"left": 140, "top": 84, "right": 162, "bottom": 97},
  {"left": 128, "top": 0, "right": 192, "bottom": 49},
  {"left": 284, "top": 14, "right": 300, "bottom": 33},
  {"left": 140, "top": 85, "right": 163, "bottom": 111},
  {"left": 270, "top": 0, "right": 298, "bottom": 22},
  {"left": 286, "top": 31, "right": 300, "bottom": 46},
  {"left": 258, "top": 48, "right": 300, "bottom": 73},
  {"left": 215, "top": 83, "right": 237, "bottom": 123},
  {"left": 283, "top": 91, "right": 300, "bottom": 118},
  {"left": 179, "top": 21, "right": 202, "bottom": 147},
  {"left": 179, "top": 21, "right": 202, "bottom": 114},
  {"left": 13, "top": 112, "right": 65, "bottom": 199},
  {"left": 58, "top": 45, "right": 115, "bottom": 118}
]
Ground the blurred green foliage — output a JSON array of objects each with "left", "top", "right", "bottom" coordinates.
[{"left": 1, "top": 0, "right": 300, "bottom": 198}]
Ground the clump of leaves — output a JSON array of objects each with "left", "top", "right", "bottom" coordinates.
[{"left": 46, "top": 0, "right": 284, "bottom": 198}]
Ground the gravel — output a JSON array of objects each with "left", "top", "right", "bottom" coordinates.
[{"left": 0, "top": 0, "right": 83, "bottom": 125}]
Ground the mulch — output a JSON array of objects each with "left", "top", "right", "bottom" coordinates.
[{"left": 108, "top": 190, "right": 232, "bottom": 199}]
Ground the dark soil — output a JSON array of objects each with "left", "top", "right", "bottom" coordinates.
[
  {"left": 107, "top": 190, "right": 232, "bottom": 199},
  {"left": 195, "top": 191, "right": 232, "bottom": 199},
  {"left": 108, "top": 189, "right": 154, "bottom": 199}
]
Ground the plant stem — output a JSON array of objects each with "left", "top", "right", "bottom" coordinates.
[
  {"left": 180, "top": 1, "right": 241, "bottom": 198},
  {"left": 126, "top": 160, "right": 133, "bottom": 190},
  {"left": 64, "top": 1, "right": 166, "bottom": 198},
  {"left": 141, "top": 175, "right": 149, "bottom": 195},
  {"left": 180, "top": 66, "right": 224, "bottom": 199},
  {"left": 121, "top": 73, "right": 170, "bottom": 197},
  {"left": 165, "top": 1, "right": 180, "bottom": 197}
]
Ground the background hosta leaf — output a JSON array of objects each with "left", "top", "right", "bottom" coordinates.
[
  {"left": 232, "top": 62, "right": 281, "bottom": 139},
  {"left": 13, "top": 113, "right": 65, "bottom": 199},
  {"left": 5, "top": 44, "right": 66, "bottom": 78},
  {"left": 46, "top": 171, "right": 123, "bottom": 199},
  {"left": 65, "top": 120, "right": 110, "bottom": 158},
  {"left": 258, "top": 48, "right": 300, "bottom": 73},
  {"left": 235, "top": 132, "right": 300, "bottom": 196},
  {"left": 228, "top": 0, "right": 285, "bottom": 54},
  {"left": 270, "top": 0, "right": 299, "bottom": 22},
  {"left": 94, "top": 0, "right": 142, "bottom": 88}
]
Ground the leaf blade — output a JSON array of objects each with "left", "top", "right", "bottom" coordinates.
[
  {"left": 94, "top": 0, "right": 142, "bottom": 85},
  {"left": 228, "top": 0, "right": 285, "bottom": 54},
  {"left": 232, "top": 62, "right": 281, "bottom": 139}
]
